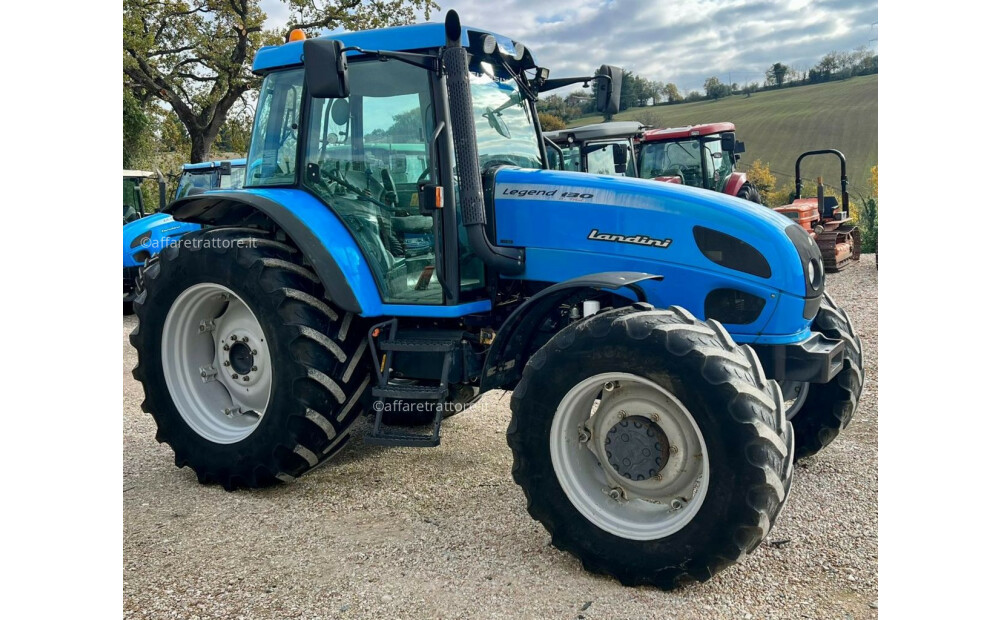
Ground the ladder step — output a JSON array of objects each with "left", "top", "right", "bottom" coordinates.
[
  {"left": 371, "top": 384, "right": 447, "bottom": 399},
  {"left": 365, "top": 432, "right": 441, "bottom": 448},
  {"left": 380, "top": 338, "right": 459, "bottom": 352}
]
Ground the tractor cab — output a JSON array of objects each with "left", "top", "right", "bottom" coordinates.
[
  {"left": 638, "top": 123, "right": 747, "bottom": 194},
  {"left": 122, "top": 169, "right": 166, "bottom": 224},
  {"left": 175, "top": 159, "right": 247, "bottom": 200},
  {"left": 543, "top": 121, "right": 643, "bottom": 177}
]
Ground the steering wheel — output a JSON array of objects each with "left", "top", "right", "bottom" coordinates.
[
  {"left": 380, "top": 168, "right": 398, "bottom": 208},
  {"left": 481, "top": 158, "right": 518, "bottom": 170}
]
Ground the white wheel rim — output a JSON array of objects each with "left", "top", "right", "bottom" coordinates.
[
  {"left": 779, "top": 380, "right": 809, "bottom": 420},
  {"left": 162, "top": 283, "right": 272, "bottom": 444},
  {"left": 549, "top": 373, "right": 709, "bottom": 541}
]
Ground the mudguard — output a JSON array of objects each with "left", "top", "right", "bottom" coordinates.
[
  {"left": 480, "top": 272, "right": 662, "bottom": 391},
  {"left": 167, "top": 189, "right": 375, "bottom": 315},
  {"left": 122, "top": 213, "right": 200, "bottom": 268},
  {"left": 723, "top": 171, "right": 748, "bottom": 197}
]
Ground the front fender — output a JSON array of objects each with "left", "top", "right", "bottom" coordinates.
[
  {"left": 480, "top": 272, "right": 662, "bottom": 391},
  {"left": 723, "top": 171, "right": 748, "bottom": 197}
]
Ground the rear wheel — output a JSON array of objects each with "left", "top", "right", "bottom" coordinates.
[
  {"left": 130, "top": 227, "right": 373, "bottom": 489},
  {"left": 786, "top": 293, "right": 865, "bottom": 460},
  {"left": 508, "top": 305, "right": 793, "bottom": 589},
  {"left": 736, "top": 182, "right": 763, "bottom": 204}
]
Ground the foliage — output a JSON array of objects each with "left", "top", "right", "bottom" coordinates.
[
  {"left": 123, "top": 87, "right": 152, "bottom": 168},
  {"left": 746, "top": 159, "right": 778, "bottom": 206},
  {"left": 123, "top": 0, "right": 438, "bottom": 163},
  {"left": 663, "top": 83, "right": 681, "bottom": 103},
  {"left": 857, "top": 165, "right": 878, "bottom": 253},
  {"left": 704, "top": 76, "right": 731, "bottom": 100},
  {"left": 537, "top": 113, "right": 566, "bottom": 131},
  {"left": 766, "top": 63, "right": 790, "bottom": 87}
]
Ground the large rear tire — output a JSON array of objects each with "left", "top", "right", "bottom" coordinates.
[
  {"left": 130, "top": 227, "right": 373, "bottom": 490},
  {"left": 786, "top": 293, "right": 865, "bottom": 460},
  {"left": 736, "top": 182, "right": 763, "bottom": 204},
  {"left": 507, "top": 305, "right": 793, "bottom": 589}
]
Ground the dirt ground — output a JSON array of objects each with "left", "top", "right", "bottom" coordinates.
[{"left": 123, "top": 255, "right": 878, "bottom": 619}]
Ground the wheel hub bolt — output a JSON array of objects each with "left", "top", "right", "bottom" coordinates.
[
  {"left": 223, "top": 361, "right": 231, "bottom": 367},
  {"left": 650, "top": 413, "right": 660, "bottom": 422},
  {"left": 578, "top": 428, "right": 591, "bottom": 443},
  {"left": 223, "top": 344, "right": 230, "bottom": 351},
  {"left": 252, "top": 350, "right": 258, "bottom": 355},
  {"left": 242, "top": 336, "right": 249, "bottom": 342},
  {"left": 618, "top": 410, "right": 627, "bottom": 421},
  {"left": 231, "top": 373, "right": 238, "bottom": 379},
  {"left": 670, "top": 498, "right": 686, "bottom": 510},
  {"left": 608, "top": 487, "right": 625, "bottom": 502},
  {"left": 604, "top": 382, "right": 616, "bottom": 391},
  {"left": 242, "top": 376, "right": 250, "bottom": 382},
  {"left": 251, "top": 366, "right": 258, "bottom": 372},
  {"left": 231, "top": 335, "right": 238, "bottom": 341}
]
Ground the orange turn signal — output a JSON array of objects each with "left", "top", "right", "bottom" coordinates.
[{"left": 287, "top": 29, "right": 307, "bottom": 43}]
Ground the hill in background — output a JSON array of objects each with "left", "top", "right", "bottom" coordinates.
[{"left": 571, "top": 75, "right": 878, "bottom": 196}]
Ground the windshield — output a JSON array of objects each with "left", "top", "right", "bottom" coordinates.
[
  {"left": 639, "top": 138, "right": 703, "bottom": 187},
  {"left": 175, "top": 170, "right": 215, "bottom": 199},
  {"left": 469, "top": 68, "right": 542, "bottom": 170}
]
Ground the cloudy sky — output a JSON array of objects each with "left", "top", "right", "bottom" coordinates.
[{"left": 262, "top": 0, "right": 877, "bottom": 94}]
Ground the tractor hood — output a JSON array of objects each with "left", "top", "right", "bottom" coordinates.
[
  {"left": 122, "top": 213, "right": 200, "bottom": 268},
  {"left": 489, "top": 167, "right": 824, "bottom": 343}
]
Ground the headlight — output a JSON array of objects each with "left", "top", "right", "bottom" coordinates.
[{"left": 808, "top": 258, "right": 822, "bottom": 290}]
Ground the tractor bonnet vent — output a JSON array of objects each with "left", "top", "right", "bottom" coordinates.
[
  {"left": 704, "top": 288, "right": 766, "bottom": 325},
  {"left": 693, "top": 226, "right": 772, "bottom": 279}
]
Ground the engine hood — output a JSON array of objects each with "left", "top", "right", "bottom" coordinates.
[
  {"left": 122, "top": 213, "right": 199, "bottom": 267},
  {"left": 489, "top": 167, "right": 821, "bottom": 342}
]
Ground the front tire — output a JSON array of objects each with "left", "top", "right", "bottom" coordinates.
[
  {"left": 786, "top": 293, "right": 865, "bottom": 460},
  {"left": 130, "top": 227, "right": 373, "bottom": 490},
  {"left": 507, "top": 305, "right": 793, "bottom": 589}
]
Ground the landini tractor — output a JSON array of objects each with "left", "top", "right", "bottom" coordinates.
[
  {"left": 124, "top": 159, "right": 247, "bottom": 313},
  {"left": 638, "top": 123, "right": 762, "bottom": 203},
  {"left": 131, "top": 12, "right": 864, "bottom": 590}
]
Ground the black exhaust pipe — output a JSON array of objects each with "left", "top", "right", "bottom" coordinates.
[{"left": 442, "top": 10, "right": 524, "bottom": 274}]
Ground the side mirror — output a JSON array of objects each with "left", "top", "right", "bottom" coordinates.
[
  {"left": 594, "top": 65, "right": 622, "bottom": 115},
  {"left": 220, "top": 161, "right": 232, "bottom": 175},
  {"left": 304, "top": 39, "right": 349, "bottom": 98},
  {"left": 612, "top": 143, "right": 629, "bottom": 173},
  {"left": 720, "top": 132, "right": 736, "bottom": 152},
  {"left": 734, "top": 140, "right": 746, "bottom": 154}
]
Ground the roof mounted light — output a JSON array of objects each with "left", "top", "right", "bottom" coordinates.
[
  {"left": 481, "top": 34, "right": 497, "bottom": 55},
  {"left": 287, "top": 29, "right": 306, "bottom": 43},
  {"left": 513, "top": 42, "right": 525, "bottom": 61}
]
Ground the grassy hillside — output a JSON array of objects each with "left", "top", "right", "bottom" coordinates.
[{"left": 571, "top": 75, "right": 878, "bottom": 197}]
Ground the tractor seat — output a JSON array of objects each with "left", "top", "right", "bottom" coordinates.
[{"left": 820, "top": 196, "right": 839, "bottom": 218}]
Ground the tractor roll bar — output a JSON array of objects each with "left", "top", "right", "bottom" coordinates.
[{"left": 795, "top": 149, "right": 849, "bottom": 216}]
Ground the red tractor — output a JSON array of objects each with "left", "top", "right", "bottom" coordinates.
[
  {"left": 637, "top": 122, "right": 762, "bottom": 203},
  {"left": 773, "top": 150, "right": 861, "bottom": 271}
]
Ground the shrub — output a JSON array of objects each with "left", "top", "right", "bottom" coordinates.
[
  {"left": 746, "top": 160, "right": 778, "bottom": 206},
  {"left": 857, "top": 166, "right": 878, "bottom": 253},
  {"left": 538, "top": 113, "right": 566, "bottom": 131}
]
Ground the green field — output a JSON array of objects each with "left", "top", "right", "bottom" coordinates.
[{"left": 570, "top": 74, "right": 878, "bottom": 195}]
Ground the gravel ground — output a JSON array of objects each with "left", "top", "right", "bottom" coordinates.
[{"left": 123, "top": 255, "right": 878, "bottom": 619}]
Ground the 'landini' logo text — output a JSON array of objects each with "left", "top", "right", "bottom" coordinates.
[{"left": 587, "top": 229, "right": 672, "bottom": 248}]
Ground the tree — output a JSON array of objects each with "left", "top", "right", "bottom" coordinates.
[
  {"left": 123, "top": 87, "right": 152, "bottom": 168},
  {"left": 537, "top": 113, "right": 566, "bottom": 131},
  {"left": 124, "top": 0, "right": 438, "bottom": 163},
  {"left": 766, "top": 62, "right": 790, "bottom": 87},
  {"left": 704, "top": 76, "right": 730, "bottom": 100},
  {"left": 663, "top": 83, "right": 681, "bottom": 103}
]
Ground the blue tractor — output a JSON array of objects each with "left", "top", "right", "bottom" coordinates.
[
  {"left": 130, "top": 12, "right": 864, "bottom": 589},
  {"left": 123, "top": 160, "right": 246, "bottom": 312}
]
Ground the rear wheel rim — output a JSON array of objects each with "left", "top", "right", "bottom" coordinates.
[
  {"left": 162, "top": 283, "right": 272, "bottom": 444},
  {"left": 549, "top": 373, "right": 709, "bottom": 541}
]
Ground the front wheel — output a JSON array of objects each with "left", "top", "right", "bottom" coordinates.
[
  {"left": 736, "top": 182, "right": 763, "bottom": 204},
  {"left": 507, "top": 305, "right": 793, "bottom": 589},
  {"left": 785, "top": 293, "right": 865, "bottom": 460}
]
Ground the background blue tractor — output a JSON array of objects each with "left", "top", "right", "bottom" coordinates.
[
  {"left": 130, "top": 13, "right": 864, "bottom": 590},
  {"left": 123, "top": 160, "right": 246, "bottom": 313}
]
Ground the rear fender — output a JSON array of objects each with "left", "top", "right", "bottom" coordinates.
[
  {"left": 166, "top": 189, "right": 378, "bottom": 315},
  {"left": 480, "top": 272, "right": 662, "bottom": 391},
  {"left": 723, "top": 172, "right": 748, "bottom": 197}
]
